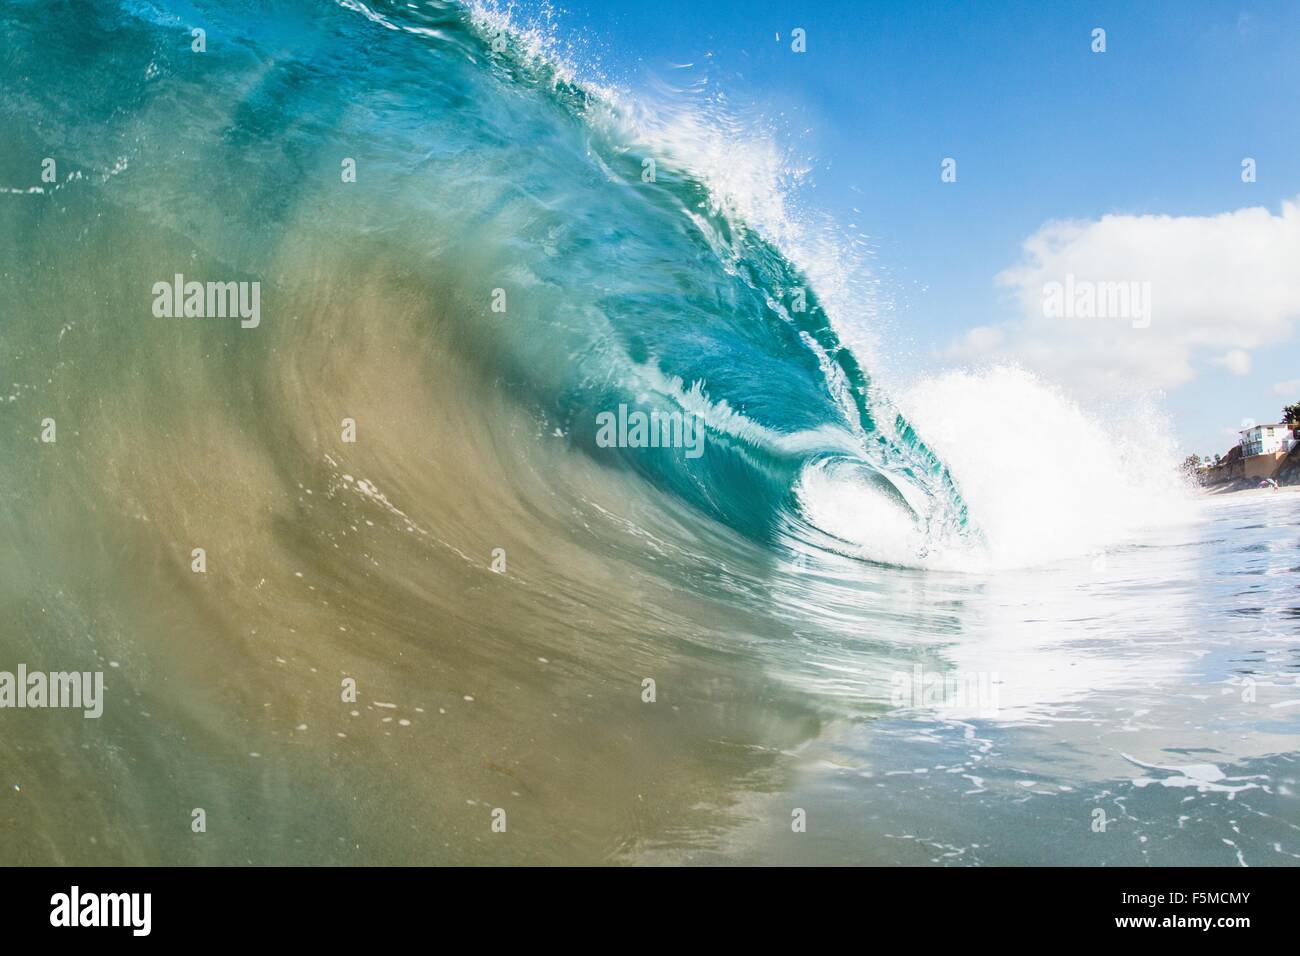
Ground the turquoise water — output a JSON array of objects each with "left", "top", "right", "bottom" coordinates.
[{"left": 0, "top": 0, "right": 1296, "bottom": 865}]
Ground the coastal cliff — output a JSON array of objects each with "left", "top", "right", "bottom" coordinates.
[
  {"left": 1276, "top": 442, "right": 1300, "bottom": 485},
  {"left": 1200, "top": 432, "right": 1300, "bottom": 489}
]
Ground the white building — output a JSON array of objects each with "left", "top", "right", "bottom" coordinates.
[{"left": 1240, "top": 422, "right": 1296, "bottom": 458}]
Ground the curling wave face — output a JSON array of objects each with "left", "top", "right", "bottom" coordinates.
[{"left": 191, "top": 0, "right": 967, "bottom": 554}]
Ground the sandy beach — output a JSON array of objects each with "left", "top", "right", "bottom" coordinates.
[{"left": 1201, "top": 482, "right": 1300, "bottom": 498}]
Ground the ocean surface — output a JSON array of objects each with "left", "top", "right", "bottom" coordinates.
[{"left": 1, "top": 0, "right": 1297, "bottom": 865}]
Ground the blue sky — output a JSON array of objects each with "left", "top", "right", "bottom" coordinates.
[{"left": 526, "top": 0, "right": 1300, "bottom": 456}]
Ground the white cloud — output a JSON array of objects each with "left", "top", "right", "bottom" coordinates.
[
  {"left": 1272, "top": 378, "right": 1300, "bottom": 396},
  {"left": 944, "top": 198, "right": 1300, "bottom": 396},
  {"left": 946, "top": 325, "right": 1004, "bottom": 354},
  {"left": 1215, "top": 349, "right": 1252, "bottom": 376}
]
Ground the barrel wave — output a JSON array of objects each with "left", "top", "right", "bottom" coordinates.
[{"left": 8, "top": 0, "right": 967, "bottom": 554}]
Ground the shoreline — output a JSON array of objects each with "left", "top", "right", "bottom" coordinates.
[{"left": 1199, "top": 482, "right": 1300, "bottom": 498}]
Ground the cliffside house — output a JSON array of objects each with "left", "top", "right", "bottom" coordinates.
[{"left": 1238, "top": 422, "right": 1298, "bottom": 479}]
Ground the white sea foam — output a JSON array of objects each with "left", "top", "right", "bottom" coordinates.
[
  {"left": 796, "top": 366, "right": 1197, "bottom": 570},
  {"left": 900, "top": 366, "right": 1196, "bottom": 569}
]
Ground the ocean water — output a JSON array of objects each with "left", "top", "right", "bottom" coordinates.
[{"left": 0, "top": 0, "right": 1297, "bottom": 866}]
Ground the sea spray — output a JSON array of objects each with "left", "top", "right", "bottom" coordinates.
[{"left": 898, "top": 366, "right": 1196, "bottom": 569}]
